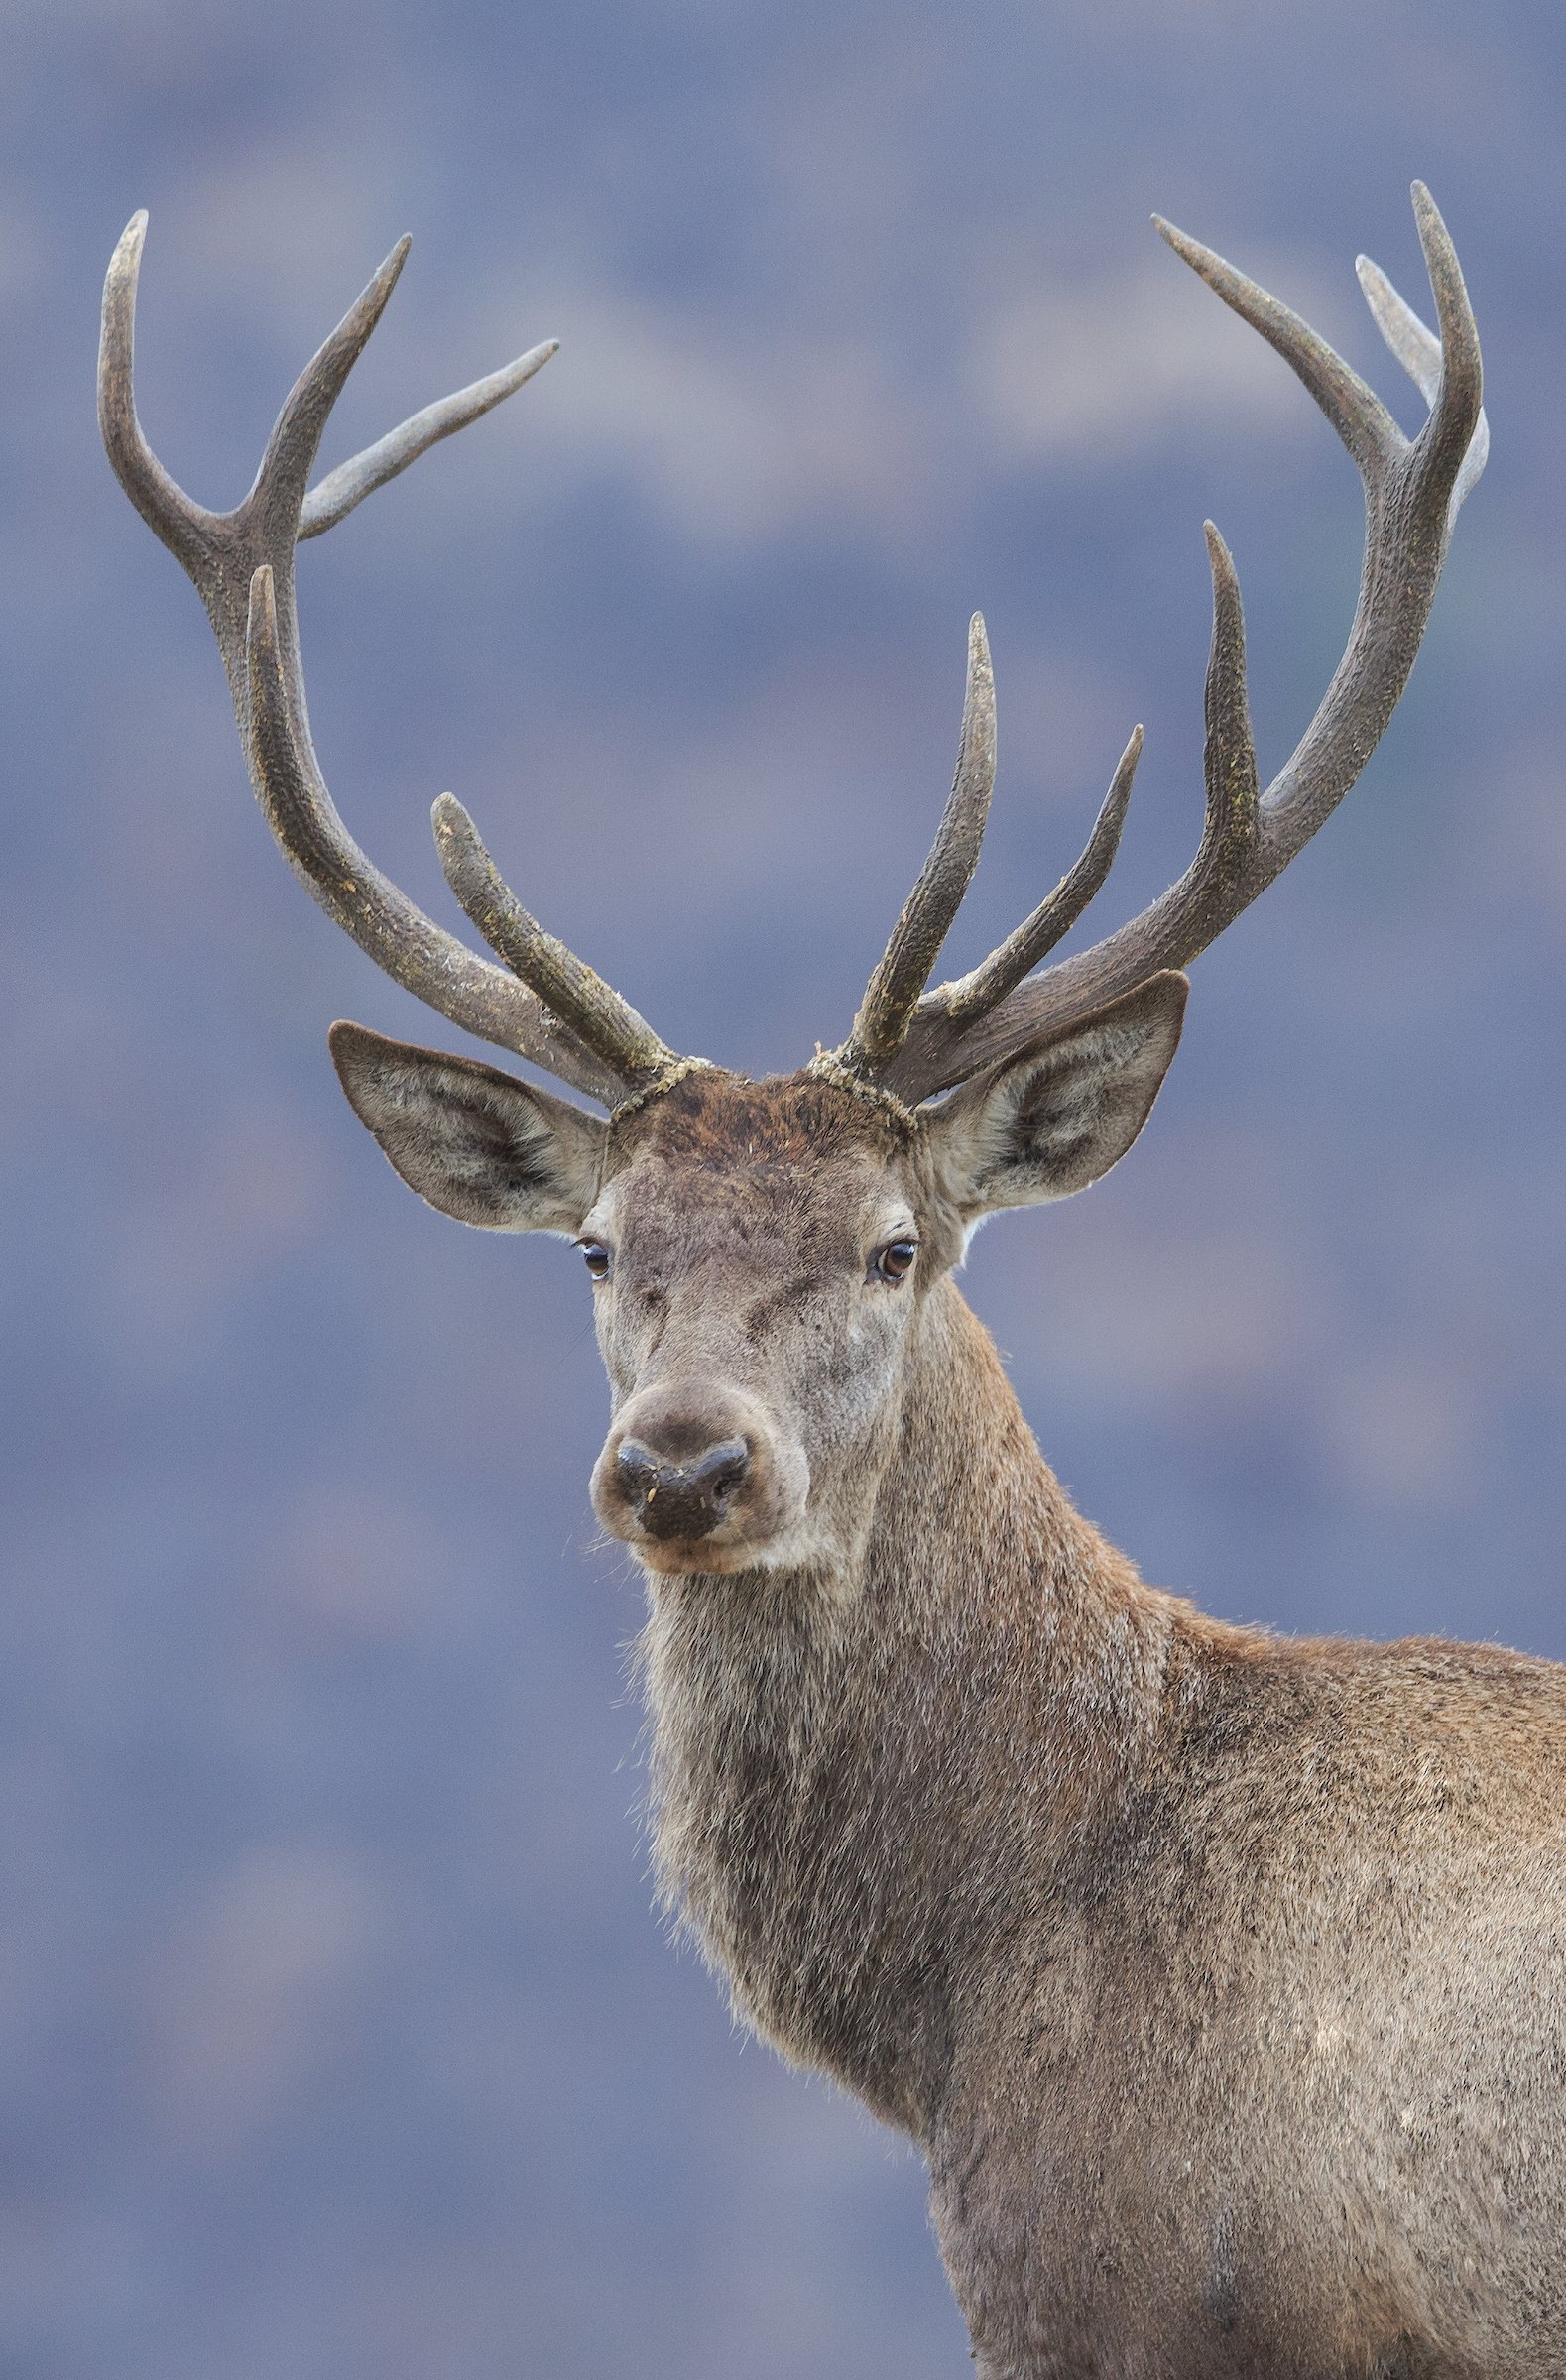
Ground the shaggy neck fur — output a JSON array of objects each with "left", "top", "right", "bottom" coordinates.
[{"left": 638, "top": 1272, "right": 1177, "bottom": 2141}]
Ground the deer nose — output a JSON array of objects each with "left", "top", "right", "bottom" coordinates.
[{"left": 617, "top": 1435, "right": 751, "bottom": 1542}]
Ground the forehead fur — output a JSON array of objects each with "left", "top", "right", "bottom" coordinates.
[
  {"left": 600, "top": 1069, "right": 964, "bottom": 1272},
  {"left": 612, "top": 1069, "right": 914, "bottom": 1170}
]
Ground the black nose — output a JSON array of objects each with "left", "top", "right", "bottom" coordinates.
[{"left": 617, "top": 1436, "right": 750, "bottom": 1542}]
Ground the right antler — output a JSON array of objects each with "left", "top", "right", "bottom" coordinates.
[
  {"left": 99, "top": 213, "right": 679, "bottom": 1110},
  {"left": 818, "top": 183, "right": 1487, "bottom": 1108}
]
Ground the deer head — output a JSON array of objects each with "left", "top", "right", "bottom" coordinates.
[{"left": 99, "top": 188, "right": 1485, "bottom": 1584}]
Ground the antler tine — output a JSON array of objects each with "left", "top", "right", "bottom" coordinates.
[
  {"left": 1357, "top": 254, "right": 1442, "bottom": 402},
  {"left": 1408, "top": 183, "right": 1485, "bottom": 480},
  {"left": 432, "top": 794, "right": 679, "bottom": 1087},
  {"left": 1194, "top": 520, "right": 1262, "bottom": 911},
  {"left": 240, "top": 242, "right": 412, "bottom": 581},
  {"left": 880, "top": 184, "right": 1483, "bottom": 1108},
  {"left": 101, "top": 210, "right": 637, "bottom": 1109},
  {"left": 300, "top": 340, "right": 559, "bottom": 538},
  {"left": 837, "top": 614, "right": 997, "bottom": 1075},
  {"left": 99, "top": 213, "right": 219, "bottom": 582},
  {"left": 1152, "top": 213, "right": 1406, "bottom": 485},
  {"left": 932, "top": 724, "right": 1142, "bottom": 1027},
  {"left": 1357, "top": 236, "right": 1490, "bottom": 542},
  {"left": 907, "top": 530, "right": 1249, "bottom": 1049}
]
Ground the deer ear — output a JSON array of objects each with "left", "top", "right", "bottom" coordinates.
[
  {"left": 328, "top": 1022, "right": 606, "bottom": 1232},
  {"left": 925, "top": 973, "right": 1187, "bottom": 1221}
]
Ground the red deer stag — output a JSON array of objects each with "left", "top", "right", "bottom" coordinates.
[{"left": 102, "top": 190, "right": 1543, "bottom": 2378}]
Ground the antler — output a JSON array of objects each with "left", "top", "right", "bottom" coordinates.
[
  {"left": 99, "top": 211, "right": 677, "bottom": 1109},
  {"left": 104, "top": 192, "right": 1485, "bottom": 1126},
  {"left": 821, "top": 182, "right": 1486, "bottom": 1108}
]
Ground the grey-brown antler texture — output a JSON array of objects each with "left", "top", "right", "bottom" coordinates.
[
  {"left": 104, "top": 192, "right": 1485, "bottom": 1125},
  {"left": 99, "top": 211, "right": 668, "bottom": 1109},
  {"left": 823, "top": 182, "right": 1486, "bottom": 1109}
]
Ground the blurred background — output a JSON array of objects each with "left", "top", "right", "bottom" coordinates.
[{"left": 1, "top": 3, "right": 1562, "bottom": 2373}]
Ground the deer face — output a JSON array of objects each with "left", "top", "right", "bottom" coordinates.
[
  {"left": 328, "top": 977, "right": 1185, "bottom": 1580},
  {"left": 579, "top": 1076, "right": 941, "bottom": 1578}
]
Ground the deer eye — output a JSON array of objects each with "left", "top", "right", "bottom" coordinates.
[
  {"left": 577, "top": 1240, "right": 611, "bottom": 1281},
  {"left": 871, "top": 1239, "right": 917, "bottom": 1285}
]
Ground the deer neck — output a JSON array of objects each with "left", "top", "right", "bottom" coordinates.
[{"left": 637, "top": 1273, "right": 1176, "bottom": 2141}]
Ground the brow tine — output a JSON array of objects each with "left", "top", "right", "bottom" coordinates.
[{"left": 241, "top": 568, "right": 623, "bottom": 1101}]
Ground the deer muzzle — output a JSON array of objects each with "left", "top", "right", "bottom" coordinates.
[{"left": 591, "top": 1381, "right": 808, "bottom": 1566}]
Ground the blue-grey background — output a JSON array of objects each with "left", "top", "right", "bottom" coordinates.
[{"left": 1, "top": 4, "right": 1562, "bottom": 2374}]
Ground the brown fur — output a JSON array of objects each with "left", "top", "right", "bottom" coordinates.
[{"left": 615, "top": 1077, "right": 1566, "bottom": 2379}]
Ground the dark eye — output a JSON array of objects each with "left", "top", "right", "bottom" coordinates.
[
  {"left": 871, "top": 1239, "right": 916, "bottom": 1285},
  {"left": 578, "top": 1240, "right": 611, "bottom": 1281}
]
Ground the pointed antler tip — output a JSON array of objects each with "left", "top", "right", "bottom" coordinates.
[
  {"left": 369, "top": 235, "right": 414, "bottom": 298},
  {"left": 1156, "top": 217, "right": 1232, "bottom": 293},
  {"left": 1153, "top": 214, "right": 1204, "bottom": 265},
  {"left": 107, "top": 211, "right": 149, "bottom": 284},
  {"left": 964, "top": 614, "right": 994, "bottom": 701},
  {"left": 432, "top": 794, "right": 498, "bottom": 904},
  {"left": 1409, "top": 183, "right": 1453, "bottom": 260}
]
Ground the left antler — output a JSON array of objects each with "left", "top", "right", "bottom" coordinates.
[{"left": 819, "top": 182, "right": 1487, "bottom": 1108}]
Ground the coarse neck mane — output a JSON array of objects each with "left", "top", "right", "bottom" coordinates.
[{"left": 636, "top": 1274, "right": 1179, "bottom": 2139}]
